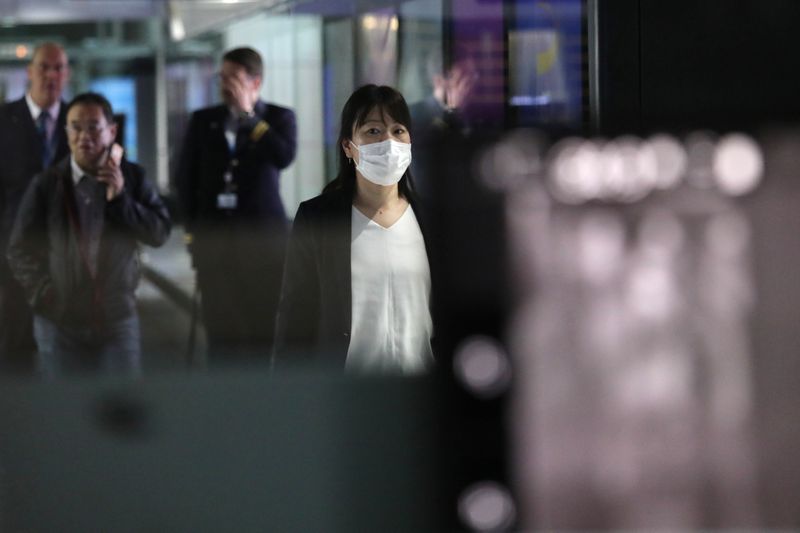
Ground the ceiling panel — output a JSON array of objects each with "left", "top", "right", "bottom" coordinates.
[{"left": 0, "top": 0, "right": 164, "bottom": 23}]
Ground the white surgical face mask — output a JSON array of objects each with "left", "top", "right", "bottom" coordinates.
[{"left": 350, "top": 139, "right": 412, "bottom": 186}]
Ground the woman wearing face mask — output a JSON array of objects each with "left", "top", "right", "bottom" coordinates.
[{"left": 273, "top": 85, "right": 434, "bottom": 374}]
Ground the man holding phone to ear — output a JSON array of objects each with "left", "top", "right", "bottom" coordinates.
[{"left": 6, "top": 92, "right": 171, "bottom": 376}]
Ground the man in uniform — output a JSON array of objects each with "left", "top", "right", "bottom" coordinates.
[{"left": 176, "top": 47, "right": 297, "bottom": 362}]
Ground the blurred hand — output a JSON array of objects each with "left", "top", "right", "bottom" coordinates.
[
  {"left": 444, "top": 63, "right": 478, "bottom": 110},
  {"left": 97, "top": 143, "right": 125, "bottom": 200},
  {"left": 222, "top": 71, "right": 258, "bottom": 116}
]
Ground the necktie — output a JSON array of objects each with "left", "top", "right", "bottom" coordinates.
[{"left": 36, "top": 111, "right": 53, "bottom": 167}]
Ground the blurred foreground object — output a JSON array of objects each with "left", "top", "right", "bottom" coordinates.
[{"left": 489, "top": 128, "right": 800, "bottom": 529}]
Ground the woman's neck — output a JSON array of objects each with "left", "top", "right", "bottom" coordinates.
[
  {"left": 353, "top": 174, "right": 404, "bottom": 213},
  {"left": 353, "top": 179, "right": 409, "bottom": 229}
]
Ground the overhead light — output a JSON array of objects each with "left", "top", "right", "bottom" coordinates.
[
  {"left": 170, "top": 16, "right": 186, "bottom": 41},
  {"left": 168, "top": 1, "right": 186, "bottom": 41}
]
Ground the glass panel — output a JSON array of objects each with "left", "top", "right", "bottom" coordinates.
[
  {"left": 323, "top": 17, "right": 355, "bottom": 181},
  {"left": 508, "top": 0, "right": 585, "bottom": 127},
  {"left": 89, "top": 77, "right": 138, "bottom": 160},
  {"left": 398, "top": 0, "right": 444, "bottom": 104},
  {"left": 356, "top": 8, "right": 398, "bottom": 87}
]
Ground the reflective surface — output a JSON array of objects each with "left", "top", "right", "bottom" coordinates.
[{"left": 506, "top": 129, "right": 800, "bottom": 529}]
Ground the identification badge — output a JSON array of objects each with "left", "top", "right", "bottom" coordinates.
[{"left": 216, "top": 193, "right": 238, "bottom": 209}]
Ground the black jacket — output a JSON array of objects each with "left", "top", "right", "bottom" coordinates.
[
  {"left": 176, "top": 100, "right": 297, "bottom": 267},
  {"left": 6, "top": 157, "right": 171, "bottom": 328},
  {"left": 273, "top": 186, "right": 434, "bottom": 367}
]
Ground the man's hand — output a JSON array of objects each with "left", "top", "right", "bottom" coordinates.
[
  {"left": 97, "top": 143, "right": 125, "bottom": 201},
  {"left": 444, "top": 62, "right": 478, "bottom": 111},
  {"left": 223, "top": 72, "right": 258, "bottom": 116}
]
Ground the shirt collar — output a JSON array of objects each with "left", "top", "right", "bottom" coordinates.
[
  {"left": 70, "top": 155, "right": 90, "bottom": 186},
  {"left": 25, "top": 93, "right": 60, "bottom": 122}
]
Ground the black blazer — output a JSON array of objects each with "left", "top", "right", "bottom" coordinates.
[
  {"left": 176, "top": 100, "right": 297, "bottom": 265},
  {"left": 273, "top": 186, "right": 434, "bottom": 368},
  {"left": 0, "top": 97, "right": 69, "bottom": 283}
]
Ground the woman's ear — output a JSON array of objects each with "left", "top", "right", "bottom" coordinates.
[{"left": 342, "top": 139, "right": 354, "bottom": 160}]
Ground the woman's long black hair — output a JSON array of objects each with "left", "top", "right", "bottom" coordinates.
[{"left": 323, "top": 84, "right": 415, "bottom": 198}]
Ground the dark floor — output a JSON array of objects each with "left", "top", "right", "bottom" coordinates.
[{"left": 137, "top": 226, "right": 208, "bottom": 372}]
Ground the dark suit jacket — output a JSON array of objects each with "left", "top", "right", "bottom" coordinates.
[
  {"left": 408, "top": 96, "right": 469, "bottom": 199},
  {"left": 0, "top": 97, "right": 69, "bottom": 284},
  {"left": 176, "top": 100, "right": 297, "bottom": 268},
  {"left": 273, "top": 186, "right": 434, "bottom": 368}
]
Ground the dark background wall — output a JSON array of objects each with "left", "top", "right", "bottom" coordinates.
[{"left": 597, "top": 0, "right": 800, "bottom": 134}]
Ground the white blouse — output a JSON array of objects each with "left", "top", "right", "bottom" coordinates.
[{"left": 346, "top": 205, "right": 434, "bottom": 374}]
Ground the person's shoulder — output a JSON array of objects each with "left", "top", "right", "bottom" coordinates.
[
  {"left": 0, "top": 96, "right": 26, "bottom": 109},
  {"left": 262, "top": 102, "right": 295, "bottom": 118},
  {"left": 298, "top": 190, "right": 336, "bottom": 213},
  {"left": 120, "top": 158, "right": 145, "bottom": 173},
  {"left": 408, "top": 96, "right": 446, "bottom": 135},
  {"left": 29, "top": 158, "right": 68, "bottom": 190},
  {"left": 297, "top": 188, "right": 351, "bottom": 217},
  {"left": 0, "top": 96, "right": 27, "bottom": 119},
  {"left": 118, "top": 159, "right": 148, "bottom": 185},
  {"left": 57, "top": 99, "right": 69, "bottom": 120},
  {"left": 191, "top": 104, "right": 227, "bottom": 121},
  {"left": 409, "top": 95, "right": 440, "bottom": 115}
]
